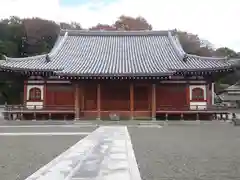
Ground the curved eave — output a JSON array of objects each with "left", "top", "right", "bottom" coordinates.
[
  {"left": 57, "top": 75, "right": 172, "bottom": 80},
  {"left": 55, "top": 71, "right": 175, "bottom": 77},
  {"left": 185, "top": 54, "right": 228, "bottom": 61},
  {"left": 3, "top": 54, "right": 47, "bottom": 62},
  {"left": 227, "top": 58, "right": 240, "bottom": 69},
  {"left": 172, "top": 66, "right": 234, "bottom": 73},
  {"left": 0, "top": 65, "right": 63, "bottom": 72}
]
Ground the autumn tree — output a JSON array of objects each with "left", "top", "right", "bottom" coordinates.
[
  {"left": 177, "top": 31, "right": 214, "bottom": 56},
  {"left": 114, "top": 15, "right": 152, "bottom": 30},
  {"left": 22, "top": 18, "right": 60, "bottom": 56},
  {"left": 60, "top": 22, "right": 82, "bottom": 30},
  {"left": 89, "top": 24, "right": 116, "bottom": 30}
]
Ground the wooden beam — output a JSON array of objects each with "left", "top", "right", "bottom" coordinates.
[
  {"left": 97, "top": 83, "right": 101, "bottom": 120},
  {"left": 74, "top": 83, "right": 80, "bottom": 120},
  {"left": 130, "top": 83, "right": 134, "bottom": 120},
  {"left": 151, "top": 84, "right": 156, "bottom": 120}
]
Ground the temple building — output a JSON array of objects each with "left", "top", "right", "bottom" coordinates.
[
  {"left": 218, "top": 83, "right": 240, "bottom": 108},
  {"left": 0, "top": 30, "right": 236, "bottom": 120}
]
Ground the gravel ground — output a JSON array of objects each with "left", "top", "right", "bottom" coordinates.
[
  {"left": 128, "top": 124, "right": 240, "bottom": 180},
  {"left": 0, "top": 135, "right": 86, "bottom": 180}
]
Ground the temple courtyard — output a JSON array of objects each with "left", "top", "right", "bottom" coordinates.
[{"left": 0, "top": 121, "right": 240, "bottom": 180}]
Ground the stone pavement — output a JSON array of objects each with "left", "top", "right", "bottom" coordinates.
[
  {"left": 0, "top": 119, "right": 232, "bottom": 127},
  {"left": 25, "top": 126, "right": 141, "bottom": 180}
]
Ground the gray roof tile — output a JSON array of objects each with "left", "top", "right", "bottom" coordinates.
[
  {"left": 219, "top": 93, "right": 240, "bottom": 101},
  {"left": 0, "top": 30, "right": 233, "bottom": 76}
]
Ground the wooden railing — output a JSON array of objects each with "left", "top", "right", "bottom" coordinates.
[
  {"left": 157, "top": 105, "right": 230, "bottom": 112},
  {"left": 4, "top": 105, "right": 75, "bottom": 113},
  {"left": 2, "top": 104, "right": 232, "bottom": 113}
]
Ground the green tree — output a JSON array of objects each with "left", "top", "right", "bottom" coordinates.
[{"left": 215, "top": 47, "right": 240, "bottom": 58}]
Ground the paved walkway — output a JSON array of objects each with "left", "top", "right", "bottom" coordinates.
[
  {"left": 25, "top": 126, "right": 141, "bottom": 180},
  {"left": 0, "top": 119, "right": 231, "bottom": 127}
]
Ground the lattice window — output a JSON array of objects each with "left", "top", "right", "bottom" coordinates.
[
  {"left": 192, "top": 87, "right": 204, "bottom": 101},
  {"left": 29, "top": 87, "right": 41, "bottom": 101}
]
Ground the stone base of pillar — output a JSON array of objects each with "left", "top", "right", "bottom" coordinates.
[
  {"left": 151, "top": 117, "right": 156, "bottom": 121},
  {"left": 74, "top": 118, "right": 80, "bottom": 121},
  {"left": 96, "top": 117, "right": 101, "bottom": 121}
]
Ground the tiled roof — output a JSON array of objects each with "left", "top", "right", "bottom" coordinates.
[
  {"left": 219, "top": 93, "right": 240, "bottom": 101},
  {"left": 0, "top": 29, "right": 234, "bottom": 76},
  {"left": 225, "top": 85, "right": 240, "bottom": 91}
]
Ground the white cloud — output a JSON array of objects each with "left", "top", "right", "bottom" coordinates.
[{"left": 0, "top": 0, "right": 239, "bottom": 51}]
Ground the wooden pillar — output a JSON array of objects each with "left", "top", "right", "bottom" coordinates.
[
  {"left": 43, "top": 80, "right": 47, "bottom": 108},
  {"left": 97, "top": 83, "right": 101, "bottom": 120},
  {"left": 151, "top": 84, "right": 156, "bottom": 120},
  {"left": 207, "top": 83, "right": 212, "bottom": 107},
  {"left": 74, "top": 83, "right": 80, "bottom": 120},
  {"left": 130, "top": 83, "right": 134, "bottom": 120},
  {"left": 211, "top": 82, "right": 215, "bottom": 105},
  {"left": 23, "top": 80, "right": 27, "bottom": 105},
  {"left": 81, "top": 85, "right": 85, "bottom": 111},
  {"left": 186, "top": 83, "right": 190, "bottom": 110}
]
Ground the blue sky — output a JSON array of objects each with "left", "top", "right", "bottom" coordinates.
[
  {"left": 59, "top": 0, "right": 116, "bottom": 6},
  {"left": 60, "top": 0, "right": 88, "bottom": 6},
  {"left": 0, "top": 0, "right": 240, "bottom": 52}
]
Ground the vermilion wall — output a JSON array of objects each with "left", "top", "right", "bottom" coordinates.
[
  {"left": 24, "top": 79, "right": 214, "bottom": 119},
  {"left": 134, "top": 85, "right": 150, "bottom": 111},
  {"left": 84, "top": 83, "right": 97, "bottom": 110},
  {"left": 45, "top": 84, "right": 74, "bottom": 107},
  {"left": 156, "top": 84, "right": 188, "bottom": 110},
  {"left": 101, "top": 82, "right": 130, "bottom": 111}
]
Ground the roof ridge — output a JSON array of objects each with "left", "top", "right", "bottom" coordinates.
[
  {"left": 49, "top": 31, "right": 68, "bottom": 58},
  {"left": 167, "top": 31, "right": 186, "bottom": 59},
  {"left": 166, "top": 32, "right": 231, "bottom": 63},
  {"left": 60, "top": 29, "right": 177, "bottom": 36}
]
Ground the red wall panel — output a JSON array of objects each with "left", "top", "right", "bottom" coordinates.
[
  {"left": 84, "top": 84, "right": 97, "bottom": 110},
  {"left": 101, "top": 83, "right": 130, "bottom": 111},
  {"left": 156, "top": 84, "right": 187, "bottom": 110},
  {"left": 45, "top": 84, "right": 74, "bottom": 107},
  {"left": 134, "top": 85, "right": 149, "bottom": 110}
]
